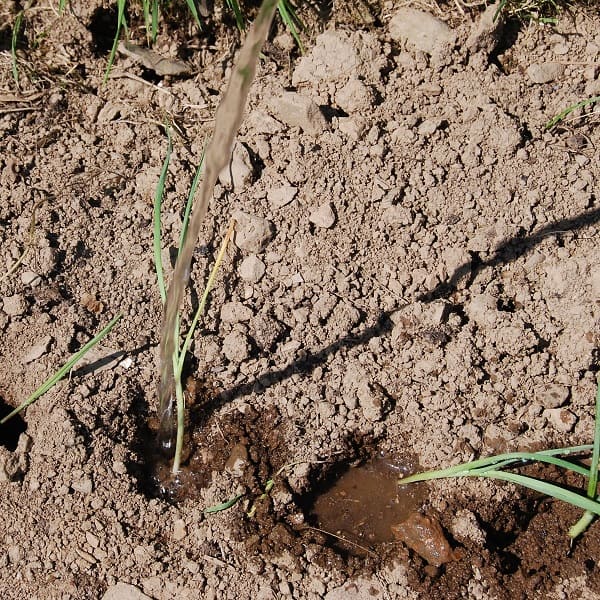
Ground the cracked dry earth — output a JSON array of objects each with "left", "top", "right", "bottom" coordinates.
[{"left": 1, "top": 1, "right": 600, "bottom": 599}]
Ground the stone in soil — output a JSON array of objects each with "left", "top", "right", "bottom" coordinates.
[
  {"left": 232, "top": 211, "right": 274, "bottom": 253},
  {"left": 389, "top": 8, "right": 455, "bottom": 55},
  {"left": 270, "top": 92, "right": 329, "bottom": 135},
  {"left": 309, "top": 203, "right": 336, "bottom": 229},
  {"left": 239, "top": 254, "right": 266, "bottom": 282}
]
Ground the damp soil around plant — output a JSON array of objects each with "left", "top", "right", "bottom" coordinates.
[{"left": 1, "top": 1, "right": 600, "bottom": 599}]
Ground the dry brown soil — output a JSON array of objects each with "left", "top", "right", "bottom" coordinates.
[{"left": 1, "top": 1, "right": 600, "bottom": 598}]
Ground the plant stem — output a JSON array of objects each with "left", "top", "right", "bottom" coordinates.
[
  {"left": 172, "top": 352, "right": 185, "bottom": 474},
  {"left": 569, "top": 378, "right": 600, "bottom": 538},
  {"left": 158, "top": 0, "right": 278, "bottom": 465}
]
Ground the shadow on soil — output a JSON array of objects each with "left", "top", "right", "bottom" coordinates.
[
  {"left": 211, "top": 205, "right": 600, "bottom": 407},
  {"left": 0, "top": 397, "right": 27, "bottom": 452}
]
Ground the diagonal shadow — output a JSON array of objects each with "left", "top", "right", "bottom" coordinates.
[{"left": 202, "top": 206, "right": 600, "bottom": 418}]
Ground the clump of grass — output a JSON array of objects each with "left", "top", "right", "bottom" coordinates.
[
  {"left": 102, "top": 0, "right": 304, "bottom": 82},
  {"left": 152, "top": 136, "right": 235, "bottom": 473},
  {"left": 156, "top": 0, "right": 280, "bottom": 475},
  {"left": 493, "top": 0, "right": 582, "bottom": 23},
  {"left": 10, "top": 3, "right": 27, "bottom": 85},
  {"left": 0, "top": 313, "right": 123, "bottom": 424},
  {"left": 401, "top": 379, "right": 600, "bottom": 540}
]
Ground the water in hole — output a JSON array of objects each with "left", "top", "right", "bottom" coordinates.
[{"left": 307, "top": 453, "right": 427, "bottom": 552}]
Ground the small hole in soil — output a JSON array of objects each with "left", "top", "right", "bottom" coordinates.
[
  {"left": 88, "top": 5, "right": 121, "bottom": 56},
  {"left": 0, "top": 398, "right": 27, "bottom": 452},
  {"left": 298, "top": 452, "right": 427, "bottom": 556}
]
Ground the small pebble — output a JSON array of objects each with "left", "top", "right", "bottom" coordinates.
[
  {"left": 239, "top": 255, "right": 266, "bottom": 282},
  {"left": 23, "top": 336, "right": 53, "bottom": 364},
  {"left": 233, "top": 211, "right": 274, "bottom": 253},
  {"left": 173, "top": 519, "right": 186, "bottom": 541},
  {"left": 539, "top": 384, "right": 569, "bottom": 409},
  {"left": 545, "top": 408, "right": 577, "bottom": 433},
  {"left": 218, "top": 142, "right": 254, "bottom": 191},
  {"left": 309, "top": 203, "right": 336, "bottom": 229},
  {"left": 102, "top": 583, "right": 152, "bottom": 600},
  {"left": 21, "top": 270, "right": 41, "bottom": 286},
  {"left": 389, "top": 8, "right": 455, "bottom": 55},
  {"left": 267, "top": 186, "right": 297, "bottom": 209},
  {"left": 2, "top": 294, "right": 26, "bottom": 317},
  {"left": 221, "top": 301, "right": 253, "bottom": 323},
  {"left": 526, "top": 62, "right": 565, "bottom": 84},
  {"left": 270, "top": 92, "right": 328, "bottom": 135},
  {"left": 222, "top": 330, "right": 251, "bottom": 362}
]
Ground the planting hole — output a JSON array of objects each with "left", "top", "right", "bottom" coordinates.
[
  {"left": 88, "top": 5, "right": 120, "bottom": 56},
  {"left": 0, "top": 397, "right": 27, "bottom": 452},
  {"left": 300, "top": 453, "right": 427, "bottom": 555}
]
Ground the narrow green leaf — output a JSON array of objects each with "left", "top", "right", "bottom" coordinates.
[
  {"left": 11, "top": 10, "right": 24, "bottom": 86},
  {"left": 546, "top": 96, "right": 600, "bottom": 129},
  {"left": 587, "top": 380, "right": 600, "bottom": 499},
  {"left": 178, "top": 145, "right": 206, "bottom": 255},
  {"left": 184, "top": 0, "right": 202, "bottom": 29},
  {"left": 400, "top": 446, "right": 594, "bottom": 485},
  {"left": 103, "top": 0, "right": 127, "bottom": 84},
  {"left": 226, "top": 0, "right": 245, "bottom": 32},
  {"left": 482, "top": 471, "right": 600, "bottom": 516},
  {"left": 204, "top": 493, "right": 244, "bottom": 514},
  {"left": 277, "top": 0, "right": 304, "bottom": 53},
  {"left": 151, "top": 0, "right": 159, "bottom": 43},
  {"left": 153, "top": 128, "right": 173, "bottom": 305},
  {"left": 569, "top": 379, "right": 600, "bottom": 538},
  {"left": 0, "top": 313, "right": 123, "bottom": 424}
]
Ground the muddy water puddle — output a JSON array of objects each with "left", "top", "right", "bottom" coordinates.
[
  {"left": 145, "top": 405, "right": 448, "bottom": 568},
  {"left": 304, "top": 454, "right": 427, "bottom": 555}
]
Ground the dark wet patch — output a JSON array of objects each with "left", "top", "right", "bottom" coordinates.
[{"left": 302, "top": 453, "right": 427, "bottom": 554}]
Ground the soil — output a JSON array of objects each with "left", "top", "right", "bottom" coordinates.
[{"left": 1, "top": 1, "right": 600, "bottom": 598}]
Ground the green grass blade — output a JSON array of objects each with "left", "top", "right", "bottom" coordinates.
[
  {"left": 103, "top": 0, "right": 127, "bottom": 84},
  {"left": 400, "top": 445, "right": 594, "bottom": 485},
  {"left": 142, "top": 0, "right": 151, "bottom": 42},
  {"left": 204, "top": 493, "right": 244, "bottom": 514},
  {"left": 226, "top": 0, "right": 245, "bottom": 32},
  {"left": 11, "top": 9, "right": 25, "bottom": 86},
  {"left": 0, "top": 313, "right": 123, "bottom": 424},
  {"left": 184, "top": 0, "right": 202, "bottom": 29},
  {"left": 493, "top": 0, "right": 508, "bottom": 21},
  {"left": 178, "top": 145, "right": 206, "bottom": 254},
  {"left": 546, "top": 96, "right": 600, "bottom": 129},
  {"left": 58, "top": 0, "right": 67, "bottom": 14},
  {"left": 586, "top": 380, "right": 600, "bottom": 498},
  {"left": 482, "top": 470, "right": 600, "bottom": 516},
  {"left": 569, "top": 379, "right": 600, "bottom": 538},
  {"left": 172, "top": 353, "right": 185, "bottom": 473},
  {"left": 151, "top": 0, "right": 159, "bottom": 43},
  {"left": 468, "top": 454, "right": 592, "bottom": 479},
  {"left": 277, "top": 0, "right": 304, "bottom": 53},
  {"left": 153, "top": 128, "right": 173, "bottom": 305}
]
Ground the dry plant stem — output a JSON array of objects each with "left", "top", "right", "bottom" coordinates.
[{"left": 157, "top": 0, "right": 279, "bottom": 456}]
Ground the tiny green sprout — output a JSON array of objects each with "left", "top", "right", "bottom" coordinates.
[
  {"left": 204, "top": 493, "right": 245, "bottom": 514},
  {"left": 11, "top": 8, "right": 25, "bottom": 86},
  {"left": 247, "top": 460, "right": 310, "bottom": 517},
  {"left": 546, "top": 96, "right": 600, "bottom": 129}
]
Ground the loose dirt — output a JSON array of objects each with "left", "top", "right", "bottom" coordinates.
[{"left": 1, "top": 1, "right": 600, "bottom": 598}]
